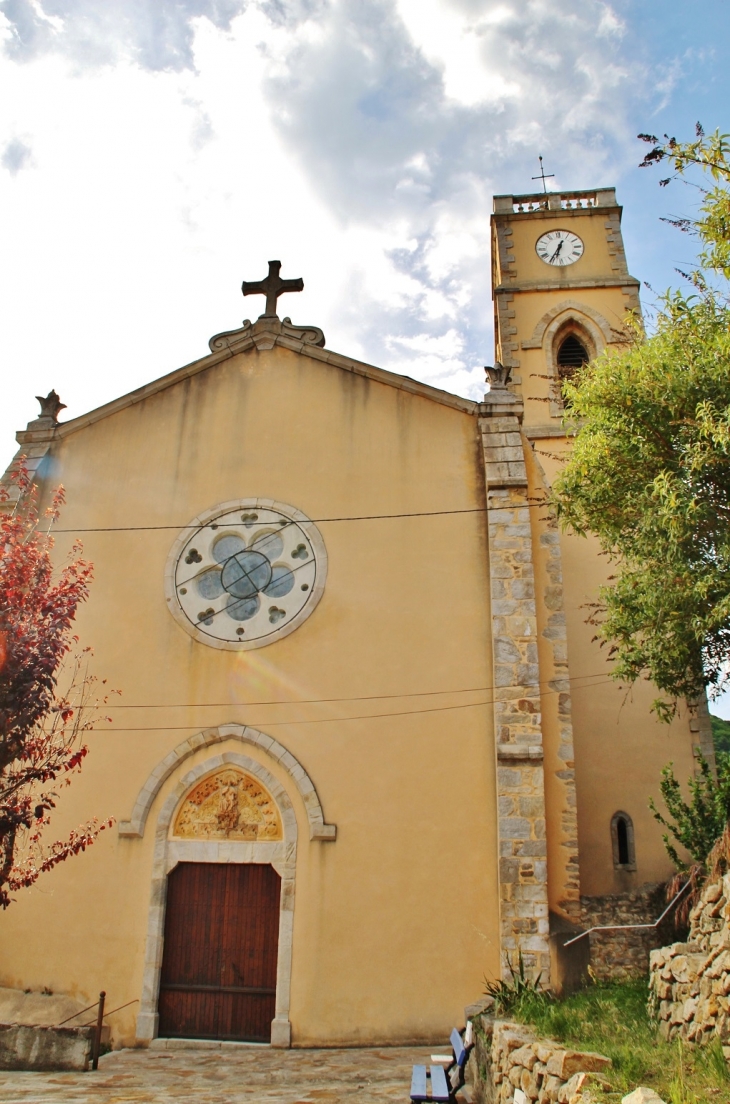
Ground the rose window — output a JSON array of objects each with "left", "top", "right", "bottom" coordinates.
[{"left": 165, "top": 500, "right": 327, "bottom": 649}]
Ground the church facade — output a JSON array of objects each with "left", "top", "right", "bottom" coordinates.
[{"left": 0, "top": 187, "right": 711, "bottom": 1049}]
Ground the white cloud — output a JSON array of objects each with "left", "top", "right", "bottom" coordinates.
[
  {"left": 395, "top": 0, "right": 519, "bottom": 107},
  {"left": 0, "top": 0, "right": 243, "bottom": 70},
  {"left": 1, "top": 135, "right": 33, "bottom": 173},
  {"left": 387, "top": 328, "right": 468, "bottom": 384},
  {"left": 0, "top": 0, "right": 673, "bottom": 465},
  {"left": 597, "top": 4, "right": 625, "bottom": 37},
  {"left": 27, "top": 0, "right": 63, "bottom": 31}
]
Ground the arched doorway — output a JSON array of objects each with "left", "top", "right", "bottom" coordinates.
[
  {"left": 159, "top": 861, "right": 281, "bottom": 1042},
  {"left": 135, "top": 751, "right": 301, "bottom": 1047}
]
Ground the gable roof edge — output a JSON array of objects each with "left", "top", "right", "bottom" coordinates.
[
  {"left": 50, "top": 324, "right": 477, "bottom": 442},
  {"left": 278, "top": 336, "right": 478, "bottom": 414}
]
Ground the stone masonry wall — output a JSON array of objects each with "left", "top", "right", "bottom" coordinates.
[
  {"left": 0, "top": 417, "right": 57, "bottom": 507},
  {"left": 471, "top": 1017, "right": 611, "bottom": 1104},
  {"left": 480, "top": 389, "right": 550, "bottom": 981},
  {"left": 582, "top": 884, "right": 674, "bottom": 981},
  {"left": 649, "top": 872, "right": 730, "bottom": 1045}
]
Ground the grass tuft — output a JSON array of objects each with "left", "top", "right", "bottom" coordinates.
[{"left": 508, "top": 978, "right": 730, "bottom": 1102}]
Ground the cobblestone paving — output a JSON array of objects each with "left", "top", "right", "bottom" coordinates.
[{"left": 0, "top": 1044, "right": 445, "bottom": 1104}]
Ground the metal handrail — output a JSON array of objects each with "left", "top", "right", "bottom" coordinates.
[
  {"left": 563, "top": 878, "right": 693, "bottom": 947},
  {"left": 56, "top": 999, "right": 100, "bottom": 1026},
  {"left": 56, "top": 991, "right": 139, "bottom": 1071},
  {"left": 79, "top": 997, "right": 138, "bottom": 1027}
]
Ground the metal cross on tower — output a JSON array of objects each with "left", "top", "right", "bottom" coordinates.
[
  {"left": 242, "top": 260, "right": 304, "bottom": 318},
  {"left": 531, "top": 155, "right": 554, "bottom": 194}
]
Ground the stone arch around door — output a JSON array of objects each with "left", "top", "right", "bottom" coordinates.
[
  {"left": 119, "top": 723, "right": 336, "bottom": 842},
  {"left": 135, "top": 752, "right": 298, "bottom": 1047}
]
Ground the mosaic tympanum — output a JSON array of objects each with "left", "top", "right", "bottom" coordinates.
[{"left": 173, "top": 768, "right": 283, "bottom": 840}]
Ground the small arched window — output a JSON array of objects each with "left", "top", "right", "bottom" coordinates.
[
  {"left": 556, "top": 334, "right": 590, "bottom": 381},
  {"left": 611, "top": 811, "right": 636, "bottom": 870}
]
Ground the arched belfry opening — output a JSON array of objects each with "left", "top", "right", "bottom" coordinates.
[
  {"left": 557, "top": 333, "right": 590, "bottom": 380},
  {"left": 521, "top": 298, "right": 616, "bottom": 417},
  {"left": 553, "top": 326, "right": 593, "bottom": 409}
]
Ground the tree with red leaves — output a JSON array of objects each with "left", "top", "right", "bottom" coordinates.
[{"left": 0, "top": 461, "right": 113, "bottom": 908}]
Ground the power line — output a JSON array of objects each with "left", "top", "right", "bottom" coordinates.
[
  {"left": 102, "top": 669, "right": 614, "bottom": 710},
  {"left": 50, "top": 502, "right": 554, "bottom": 535},
  {"left": 90, "top": 675, "right": 614, "bottom": 732}
]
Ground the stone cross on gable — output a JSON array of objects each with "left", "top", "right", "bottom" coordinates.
[{"left": 242, "top": 260, "right": 304, "bottom": 318}]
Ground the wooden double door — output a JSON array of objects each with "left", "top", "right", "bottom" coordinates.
[{"left": 158, "top": 862, "right": 281, "bottom": 1043}]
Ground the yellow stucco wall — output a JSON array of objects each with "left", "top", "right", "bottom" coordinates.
[
  {"left": 0, "top": 342, "right": 501, "bottom": 1047},
  {"left": 562, "top": 527, "right": 697, "bottom": 896},
  {"left": 536, "top": 445, "right": 698, "bottom": 898}
]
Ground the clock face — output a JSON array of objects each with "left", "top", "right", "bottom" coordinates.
[{"left": 536, "top": 230, "right": 584, "bottom": 267}]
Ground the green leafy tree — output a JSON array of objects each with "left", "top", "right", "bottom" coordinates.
[
  {"left": 552, "top": 126, "right": 730, "bottom": 714},
  {"left": 639, "top": 125, "right": 730, "bottom": 281},
  {"left": 650, "top": 753, "right": 730, "bottom": 869},
  {"left": 711, "top": 714, "right": 730, "bottom": 756}
]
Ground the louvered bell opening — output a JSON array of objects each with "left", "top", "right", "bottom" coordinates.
[{"left": 557, "top": 334, "right": 589, "bottom": 379}]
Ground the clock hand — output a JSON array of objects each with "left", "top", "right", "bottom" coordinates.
[{"left": 549, "top": 240, "right": 564, "bottom": 263}]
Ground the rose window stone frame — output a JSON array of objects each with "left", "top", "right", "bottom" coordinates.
[{"left": 164, "top": 498, "right": 327, "bottom": 651}]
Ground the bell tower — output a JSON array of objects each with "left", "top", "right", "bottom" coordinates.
[
  {"left": 482, "top": 186, "right": 644, "bottom": 977},
  {"left": 491, "top": 187, "right": 641, "bottom": 425}
]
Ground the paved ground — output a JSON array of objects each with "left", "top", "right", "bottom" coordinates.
[{"left": 0, "top": 1044, "right": 469, "bottom": 1104}]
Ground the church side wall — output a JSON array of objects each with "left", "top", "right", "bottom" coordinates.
[
  {"left": 533, "top": 447, "right": 697, "bottom": 902},
  {"left": 560, "top": 521, "right": 698, "bottom": 898},
  {"left": 0, "top": 344, "right": 502, "bottom": 1047}
]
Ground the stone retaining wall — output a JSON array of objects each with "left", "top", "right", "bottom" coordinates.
[
  {"left": 471, "top": 1017, "right": 611, "bottom": 1104},
  {"left": 582, "top": 884, "right": 674, "bottom": 981},
  {"left": 649, "top": 872, "right": 730, "bottom": 1044}
]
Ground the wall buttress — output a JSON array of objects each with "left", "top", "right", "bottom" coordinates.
[{"left": 480, "top": 386, "right": 550, "bottom": 980}]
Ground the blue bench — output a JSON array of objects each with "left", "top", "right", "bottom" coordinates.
[{"left": 410, "top": 1023, "right": 474, "bottom": 1103}]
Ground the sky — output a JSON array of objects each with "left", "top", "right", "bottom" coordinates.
[{"left": 1, "top": 0, "right": 729, "bottom": 705}]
